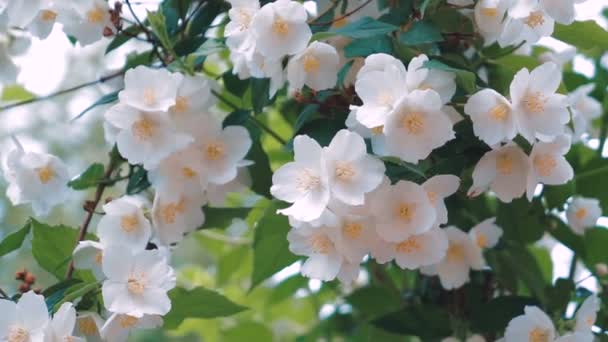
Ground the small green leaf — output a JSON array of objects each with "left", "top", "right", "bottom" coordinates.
[
  {"left": 246, "top": 141, "right": 273, "bottom": 198},
  {"left": 1, "top": 85, "right": 35, "bottom": 102},
  {"left": 470, "top": 296, "right": 538, "bottom": 333},
  {"left": 399, "top": 21, "right": 443, "bottom": 45},
  {"left": 147, "top": 9, "right": 173, "bottom": 51},
  {"left": 294, "top": 104, "right": 320, "bottom": 133},
  {"left": 0, "top": 222, "right": 31, "bottom": 258},
  {"left": 344, "top": 35, "right": 393, "bottom": 58},
  {"left": 199, "top": 207, "right": 252, "bottom": 230},
  {"left": 553, "top": 21, "right": 608, "bottom": 51},
  {"left": 546, "top": 278, "right": 574, "bottom": 315},
  {"left": 250, "top": 78, "right": 271, "bottom": 114},
  {"left": 267, "top": 274, "right": 308, "bottom": 305},
  {"left": 164, "top": 287, "right": 247, "bottom": 329},
  {"left": 191, "top": 39, "right": 226, "bottom": 58},
  {"left": 331, "top": 16, "right": 398, "bottom": 39},
  {"left": 126, "top": 165, "right": 151, "bottom": 195},
  {"left": 106, "top": 26, "right": 141, "bottom": 54},
  {"left": 43, "top": 279, "right": 83, "bottom": 311},
  {"left": 68, "top": 163, "right": 105, "bottom": 190},
  {"left": 250, "top": 201, "right": 299, "bottom": 290},
  {"left": 71, "top": 91, "right": 119, "bottom": 121},
  {"left": 584, "top": 228, "right": 608, "bottom": 265},
  {"left": 346, "top": 286, "right": 402, "bottom": 320},
  {"left": 372, "top": 304, "right": 451, "bottom": 338},
  {"left": 423, "top": 59, "right": 476, "bottom": 94}
]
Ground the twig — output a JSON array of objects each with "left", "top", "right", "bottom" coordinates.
[
  {"left": 124, "top": 0, "right": 167, "bottom": 66},
  {"left": 0, "top": 71, "right": 124, "bottom": 113},
  {"left": 309, "top": 0, "right": 373, "bottom": 26},
  {"left": 65, "top": 152, "right": 122, "bottom": 279},
  {"left": 0, "top": 287, "right": 9, "bottom": 299}
]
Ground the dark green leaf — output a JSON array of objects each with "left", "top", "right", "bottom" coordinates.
[
  {"left": 575, "top": 160, "right": 608, "bottom": 210},
  {"left": 250, "top": 78, "right": 271, "bottom": 114},
  {"left": 424, "top": 59, "right": 476, "bottom": 94},
  {"left": 547, "top": 215, "right": 585, "bottom": 258},
  {"left": 0, "top": 222, "right": 31, "bottom": 258},
  {"left": 470, "top": 296, "right": 538, "bottom": 333},
  {"left": 106, "top": 26, "right": 141, "bottom": 54},
  {"left": 399, "top": 21, "right": 443, "bottom": 45},
  {"left": 188, "top": 0, "right": 227, "bottom": 36},
  {"left": 43, "top": 278, "right": 83, "bottom": 311},
  {"left": 198, "top": 207, "right": 252, "bottom": 230},
  {"left": 147, "top": 9, "right": 173, "bottom": 51},
  {"left": 584, "top": 228, "right": 608, "bottom": 265},
  {"left": 344, "top": 35, "right": 393, "bottom": 58},
  {"left": 546, "top": 278, "right": 574, "bottom": 315},
  {"left": 222, "top": 322, "right": 273, "bottom": 342},
  {"left": 71, "top": 91, "right": 119, "bottom": 121},
  {"left": 247, "top": 141, "right": 273, "bottom": 198},
  {"left": 496, "top": 198, "right": 545, "bottom": 243},
  {"left": 346, "top": 286, "right": 402, "bottom": 320},
  {"left": 553, "top": 21, "right": 608, "bottom": 51},
  {"left": 372, "top": 304, "right": 451, "bottom": 338},
  {"left": 191, "top": 39, "right": 226, "bottom": 58},
  {"left": 294, "top": 104, "right": 320, "bottom": 133},
  {"left": 224, "top": 73, "right": 250, "bottom": 98},
  {"left": 68, "top": 163, "right": 105, "bottom": 190},
  {"left": 332, "top": 16, "right": 398, "bottom": 39},
  {"left": 164, "top": 287, "right": 247, "bottom": 329},
  {"left": 126, "top": 165, "right": 151, "bottom": 195}
]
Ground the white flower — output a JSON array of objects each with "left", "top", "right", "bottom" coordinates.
[
  {"left": 271, "top": 135, "right": 330, "bottom": 222},
  {"left": 383, "top": 89, "right": 455, "bottom": 163},
  {"left": 3, "top": 139, "right": 70, "bottom": 216},
  {"left": 73, "top": 240, "right": 105, "bottom": 280},
  {"left": 422, "top": 175, "right": 461, "bottom": 225},
  {"left": 555, "top": 332, "right": 594, "bottom": 342},
  {"left": 250, "top": 0, "right": 312, "bottom": 59},
  {"left": 500, "top": 5, "right": 554, "bottom": 46},
  {"left": 468, "top": 144, "right": 530, "bottom": 203},
  {"left": 97, "top": 196, "right": 152, "bottom": 251},
  {"left": 566, "top": 197, "right": 602, "bottom": 235},
  {"left": 539, "top": 47, "right": 576, "bottom": 67},
  {"left": 469, "top": 217, "right": 503, "bottom": 249},
  {"left": 526, "top": 135, "right": 573, "bottom": 200},
  {"left": 372, "top": 180, "right": 437, "bottom": 242},
  {"left": 324, "top": 130, "right": 385, "bottom": 205},
  {"left": 422, "top": 226, "right": 484, "bottom": 289},
  {"left": 287, "top": 224, "right": 343, "bottom": 281},
  {"left": 541, "top": 0, "right": 584, "bottom": 24},
  {"left": 148, "top": 145, "right": 208, "bottom": 196},
  {"left": 169, "top": 75, "right": 216, "bottom": 121},
  {"left": 509, "top": 62, "right": 569, "bottom": 143},
  {"left": 118, "top": 66, "right": 184, "bottom": 112},
  {"left": 225, "top": 0, "right": 260, "bottom": 49},
  {"left": 152, "top": 188, "right": 206, "bottom": 245},
  {"left": 406, "top": 55, "right": 457, "bottom": 104},
  {"left": 101, "top": 246, "right": 176, "bottom": 317},
  {"left": 104, "top": 104, "right": 193, "bottom": 170},
  {"left": 373, "top": 227, "right": 448, "bottom": 270},
  {"left": 474, "top": 0, "right": 510, "bottom": 46},
  {"left": 74, "top": 312, "right": 104, "bottom": 341},
  {"left": 353, "top": 53, "right": 408, "bottom": 128},
  {"left": 330, "top": 204, "right": 378, "bottom": 263},
  {"left": 62, "top": 0, "right": 112, "bottom": 46},
  {"left": 0, "top": 291, "right": 49, "bottom": 342},
  {"left": 569, "top": 84, "right": 602, "bottom": 139},
  {"left": 575, "top": 295, "right": 600, "bottom": 332},
  {"left": 464, "top": 88, "right": 516, "bottom": 147},
  {"left": 27, "top": 1, "right": 68, "bottom": 39},
  {"left": 345, "top": 109, "right": 388, "bottom": 156},
  {"left": 100, "top": 314, "right": 162, "bottom": 342},
  {"left": 336, "top": 260, "right": 361, "bottom": 284},
  {"left": 287, "top": 41, "right": 339, "bottom": 91},
  {"left": 246, "top": 52, "right": 287, "bottom": 98},
  {"left": 44, "top": 302, "right": 83, "bottom": 342},
  {"left": 504, "top": 306, "right": 556, "bottom": 342}
]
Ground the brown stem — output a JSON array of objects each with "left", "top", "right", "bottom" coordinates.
[{"left": 309, "top": 0, "right": 374, "bottom": 26}]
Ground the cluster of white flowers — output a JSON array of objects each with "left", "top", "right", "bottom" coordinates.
[
  {"left": 474, "top": 0, "right": 584, "bottom": 47},
  {"left": 225, "top": 0, "right": 340, "bottom": 96},
  {"left": 566, "top": 196, "right": 602, "bottom": 235},
  {"left": 272, "top": 129, "right": 502, "bottom": 287},
  {"left": 0, "top": 0, "right": 112, "bottom": 45},
  {"left": 501, "top": 295, "right": 600, "bottom": 342},
  {"left": 465, "top": 62, "right": 575, "bottom": 203},
  {"left": 346, "top": 53, "right": 457, "bottom": 162}
]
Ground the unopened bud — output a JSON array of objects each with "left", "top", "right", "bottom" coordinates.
[
  {"left": 15, "top": 269, "right": 26, "bottom": 280},
  {"left": 595, "top": 263, "right": 608, "bottom": 276},
  {"left": 24, "top": 273, "right": 36, "bottom": 285},
  {"left": 18, "top": 283, "right": 30, "bottom": 293}
]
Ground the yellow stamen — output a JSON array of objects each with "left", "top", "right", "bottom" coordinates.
[
  {"left": 78, "top": 317, "right": 98, "bottom": 336},
  {"left": 86, "top": 7, "right": 106, "bottom": 24},
  {"left": 36, "top": 165, "right": 55, "bottom": 184},
  {"left": 476, "top": 233, "right": 488, "bottom": 248},
  {"left": 401, "top": 112, "right": 425, "bottom": 135},
  {"left": 446, "top": 243, "right": 465, "bottom": 262},
  {"left": 529, "top": 327, "right": 550, "bottom": 342},
  {"left": 172, "top": 96, "right": 189, "bottom": 113},
  {"left": 296, "top": 169, "right": 321, "bottom": 192},
  {"left": 533, "top": 154, "right": 557, "bottom": 177},
  {"left": 132, "top": 117, "right": 155, "bottom": 141},
  {"left": 182, "top": 167, "right": 198, "bottom": 179},
  {"left": 523, "top": 91, "right": 546, "bottom": 113},
  {"left": 119, "top": 315, "right": 139, "bottom": 329},
  {"left": 335, "top": 162, "right": 356, "bottom": 181},
  {"left": 525, "top": 11, "right": 545, "bottom": 28},
  {"left": 395, "top": 237, "right": 422, "bottom": 254},
  {"left": 205, "top": 143, "right": 224, "bottom": 160},
  {"left": 397, "top": 203, "right": 416, "bottom": 223},
  {"left": 342, "top": 222, "right": 363, "bottom": 239},
  {"left": 303, "top": 54, "right": 321, "bottom": 73},
  {"left": 127, "top": 277, "right": 145, "bottom": 295},
  {"left": 311, "top": 235, "right": 333, "bottom": 254},
  {"left": 94, "top": 251, "right": 103, "bottom": 265},
  {"left": 481, "top": 7, "right": 498, "bottom": 16},
  {"left": 121, "top": 214, "right": 139, "bottom": 233},
  {"left": 160, "top": 199, "right": 186, "bottom": 224},
  {"left": 427, "top": 191, "right": 438, "bottom": 204},
  {"left": 575, "top": 207, "right": 587, "bottom": 220},
  {"left": 40, "top": 10, "right": 57, "bottom": 21},
  {"left": 496, "top": 153, "right": 513, "bottom": 175},
  {"left": 142, "top": 88, "right": 156, "bottom": 106},
  {"left": 371, "top": 126, "right": 384, "bottom": 135},
  {"left": 8, "top": 327, "right": 29, "bottom": 342},
  {"left": 272, "top": 17, "right": 289, "bottom": 36},
  {"left": 490, "top": 103, "right": 510, "bottom": 121}
]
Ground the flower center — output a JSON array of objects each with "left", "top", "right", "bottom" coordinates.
[
  {"left": 121, "top": 214, "right": 139, "bottom": 233},
  {"left": 40, "top": 9, "right": 57, "bottom": 21},
  {"left": 142, "top": 88, "right": 157, "bottom": 106},
  {"left": 523, "top": 91, "right": 546, "bottom": 113},
  {"left": 119, "top": 315, "right": 139, "bottom": 329},
  {"left": 427, "top": 191, "right": 438, "bottom": 204},
  {"left": 78, "top": 317, "right": 98, "bottom": 336},
  {"left": 395, "top": 237, "right": 422, "bottom": 254},
  {"left": 127, "top": 276, "right": 146, "bottom": 295},
  {"left": 533, "top": 154, "right": 556, "bottom": 177},
  {"left": 332, "top": 17, "right": 349, "bottom": 28},
  {"left": 525, "top": 11, "right": 545, "bottom": 28},
  {"left": 377, "top": 93, "right": 394, "bottom": 107},
  {"left": 8, "top": 327, "right": 29, "bottom": 342},
  {"left": 172, "top": 96, "right": 189, "bottom": 113},
  {"left": 476, "top": 233, "right": 488, "bottom": 248},
  {"left": 272, "top": 17, "right": 289, "bottom": 36},
  {"left": 236, "top": 9, "right": 252, "bottom": 29},
  {"left": 95, "top": 251, "right": 103, "bottom": 265},
  {"left": 490, "top": 103, "right": 510, "bottom": 121},
  {"left": 342, "top": 222, "right": 363, "bottom": 239},
  {"left": 86, "top": 7, "right": 106, "bottom": 24},
  {"left": 303, "top": 54, "right": 321, "bottom": 73},
  {"left": 529, "top": 327, "right": 550, "bottom": 342},
  {"left": 205, "top": 143, "right": 225, "bottom": 161},
  {"left": 397, "top": 203, "right": 416, "bottom": 223},
  {"left": 36, "top": 165, "right": 55, "bottom": 184},
  {"left": 182, "top": 167, "right": 198, "bottom": 179},
  {"left": 586, "top": 316, "right": 595, "bottom": 327},
  {"left": 481, "top": 7, "right": 498, "bottom": 16},
  {"left": 296, "top": 169, "right": 321, "bottom": 192},
  {"left": 496, "top": 153, "right": 513, "bottom": 175},
  {"left": 335, "top": 162, "right": 356, "bottom": 181},
  {"left": 446, "top": 243, "right": 465, "bottom": 262},
  {"left": 401, "top": 112, "right": 425, "bottom": 135},
  {"left": 371, "top": 126, "right": 384, "bottom": 135},
  {"left": 575, "top": 207, "right": 587, "bottom": 220},
  {"left": 311, "top": 235, "right": 333, "bottom": 254},
  {"left": 160, "top": 199, "right": 186, "bottom": 224},
  {"left": 132, "top": 117, "right": 156, "bottom": 141}
]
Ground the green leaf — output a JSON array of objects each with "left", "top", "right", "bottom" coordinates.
[
  {"left": 43, "top": 278, "right": 83, "bottom": 311},
  {"left": 553, "top": 21, "right": 608, "bottom": 51},
  {"left": 191, "top": 39, "right": 226, "bottom": 58},
  {"left": 399, "top": 21, "right": 443, "bottom": 45},
  {"left": 544, "top": 180, "right": 575, "bottom": 210},
  {"left": 372, "top": 304, "right": 451, "bottom": 338},
  {"left": 346, "top": 286, "right": 402, "bottom": 320},
  {"left": 106, "top": 26, "right": 141, "bottom": 54},
  {"left": 331, "top": 16, "right": 398, "bottom": 39},
  {"left": 247, "top": 141, "right": 273, "bottom": 198},
  {"left": 496, "top": 198, "right": 545, "bottom": 243},
  {"left": 164, "top": 287, "right": 247, "bottom": 329},
  {"left": 126, "top": 165, "right": 151, "bottom": 195},
  {"left": 31, "top": 220, "right": 94, "bottom": 279},
  {"left": 223, "top": 73, "right": 250, "bottom": 98},
  {"left": 199, "top": 207, "right": 252, "bottom": 230},
  {"left": 584, "top": 228, "right": 608, "bottom": 265},
  {"left": 68, "top": 163, "right": 105, "bottom": 190},
  {"left": 547, "top": 215, "right": 585, "bottom": 258},
  {"left": 250, "top": 201, "right": 299, "bottom": 290},
  {"left": 71, "top": 91, "right": 119, "bottom": 121},
  {"left": 1, "top": 85, "right": 35, "bottom": 102},
  {"left": 188, "top": 0, "right": 227, "bottom": 37},
  {"left": 575, "top": 160, "right": 608, "bottom": 210},
  {"left": 250, "top": 78, "right": 271, "bottom": 114},
  {"left": 147, "top": 9, "right": 173, "bottom": 51},
  {"left": 470, "top": 296, "right": 538, "bottom": 333},
  {"left": 344, "top": 35, "right": 393, "bottom": 58},
  {"left": 222, "top": 321, "right": 273, "bottom": 342},
  {"left": 546, "top": 278, "right": 574, "bottom": 315},
  {"left": 0, "top": 222, "right": 31, "bottom": 258},
  {"left": 423, "top": 59, "right": 477, "bottom": 94},
  {"left": 267, "top": 274, "right": 308, "bottom": 305},
  {"left": 294, "top": 104, "right": 320, "bottom": 133}
]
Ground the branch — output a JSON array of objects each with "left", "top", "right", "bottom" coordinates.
[
  {"left": 309, "top": 0, "right": 373, "bottom": 26},
  {"left": 0, "top": 71, "right": 124, "bottom": 113},
  {"left": 0, "top": 287, "right": 8, "bottom": 299}
]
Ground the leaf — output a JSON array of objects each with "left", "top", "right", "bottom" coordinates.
[
  {"left": 344, "top": 35, "right": 393, "bottom": 58},
  {"left": 470, "top": 296, "right": 538, "bottom": 333},
  {"left": 346, "top": 286, "right": 402, "bottom": 320},
  {"left": 584, "top": 228, "right": 608, "bottom": 265},
  {"left": 1, "top": 85, "right": 34, "bottom": 102},
  {"left": 496, "top": 198, "right": 545, "bottom": 243},
  {"left": 126, "top": 165, "right": 151, "bottom": 195},
  {"left": 575, "top": 160, "right": 608, "bottom": 210},
  {"left": 164, "top": 287, "right": 247, "bottom": 329},
  {"left": 553, "top": 21, "right": 608, "bottom": 51},
  {"left": 222, "top": 321, "right": 273, "bottom": 342},
  {"left": 250, "top": 201, "right": 299, "bottom": 290},
  {"left": 246, "top": 141, "right": 273, "bottom": 198},
  {"left": 331, "top": 16, "right": 398, "bottom": 39},
  {"left": 68, "top": 163, "right": 104, "bottom": 190},
  {"left": 423, "top": 59, "right": 477, "bottom": 94},
  {"left": 106, "top": 26, "right": 141, "bottom": 54},
  {"left": 199, "top": 207, "right": 252, "bottom": 230},
  {"left": 31, "top": 220, "right": 94, "bottom": 279},
  {"left": 71, "top": 91, "right": 119, "bottom": 121},
  {"left": 399, "top": 21, "right": 443, "bottom": 45},
  {"left": 372, "top": 304, "right": 451, "bottom": 338},
  {"left": 267, "top": 274, "right": 308, "bottom": 305},
  {"left": 250, "top": 78, "right": 271, "bottom": 114},
  {"left": 191, "top": 39, "right": 226, "bottom": 58},
  {"left": 546, "top": 278, "right": 574, "bottom": 315},
  {"left": 147, "top": 9, "right": 173, "bottom": 51},
  {"left": 0, "top": 222, "right": 31, "bottom": 258},
  {"left": 188, "top": 0, "right": 227, "bottom": 36},
  {"left": 43, "top": 279, "right": 83, "bottom": 311}
]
